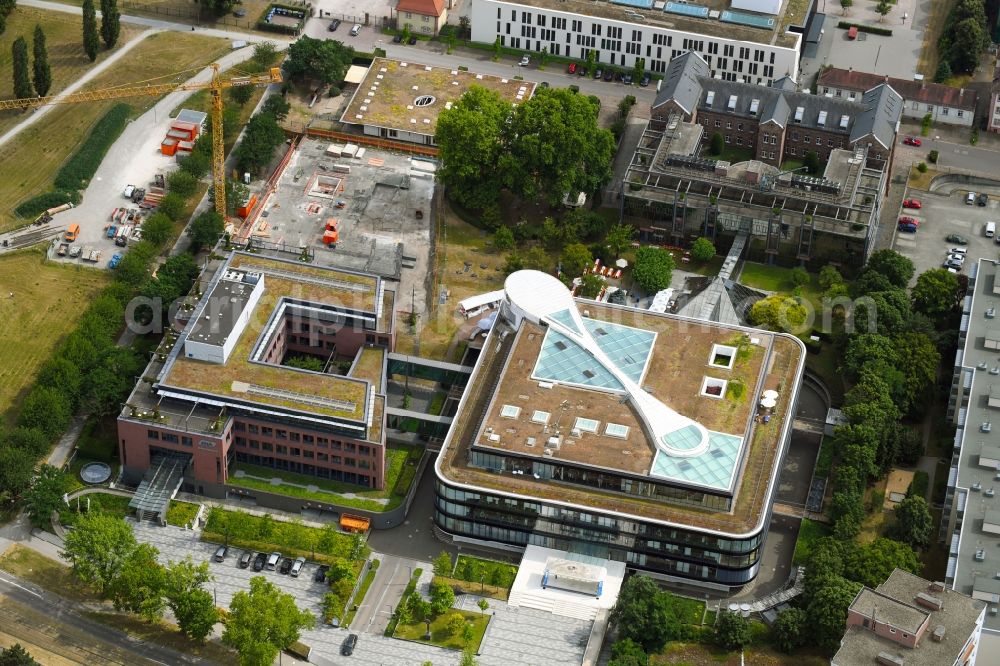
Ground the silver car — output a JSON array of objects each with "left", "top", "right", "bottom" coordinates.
[{"left": 290, "top": 556, "right": 306, "bottom": 577}]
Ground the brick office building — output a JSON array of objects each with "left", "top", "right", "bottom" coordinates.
[
  {"left": 118, "top": 251, "right": 395, "bottom": 511},
  {"left": 652, "top": 52, "right": 902, "bottom": 172}
]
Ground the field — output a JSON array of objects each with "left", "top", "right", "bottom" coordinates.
[
  {"left": 0, "top": 30, "right": 230, "bottom": 231},
  {"left": 0, "top": 7, "right": 139, "bottom": 136},
  {"left": 653, "top": 643, "right": 828, "bottom": 665},
  {"left": 0, "top": 250, "right": 109, "bottom": 422},
  {"left": 393, "top": 608, "right": 490, "bottom": 651},
  {"left": 0, "top": 544, "right": 98, "bottom": 602}
]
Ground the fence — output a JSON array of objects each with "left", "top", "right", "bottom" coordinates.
[
  {"left": 284, "top": 121, "right": 440, "bottom": 157},
  {"left": 118, "top": 0, "right": 312, "bottom": 30}
]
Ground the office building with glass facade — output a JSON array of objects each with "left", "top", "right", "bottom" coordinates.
[{"left": 433, "top": 271, "right": 805, "bottom": 590}]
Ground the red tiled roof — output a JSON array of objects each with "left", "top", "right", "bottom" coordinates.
[
  {"left": 396, "top": 0, "right": 445, "bottom": 17},
  {"left": 818, "top": 67, "right": 977, "bottom": 110}
]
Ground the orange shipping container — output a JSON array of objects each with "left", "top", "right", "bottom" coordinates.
[
  {"left": 236, "top": 193, "right": 258, "bottom": 219},
  {"left": 160, "top": 139, "right": 178, "bottom": 156},
  {"left": 323, "top": 229, "right": 339, "bottom": 245},
  {"left": 339, "top": 514, "right": 369, "bottom": 532}
]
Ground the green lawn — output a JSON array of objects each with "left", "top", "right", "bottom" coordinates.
[
  {"left": 393, "top": 609, "right": 490, "bottom": 651},
  {"left": 59, "top": 493, "right": 133, "bottom": 527},
  {"left": 228, "top": 444, "right": 422, "bottom": 512},
  {"left": 166, "top": 500, "right": 200, "bottom": 527},
  {"left": 671, "top": 595, "right": 707, "bottom": 625},
  {"left": 792, "top": 518, "right": 831, "bottom": 565},
  {"left": 708, "top": 144, "right": 754, "bottom": 164},
  {"left": 813, "top": 437, "right": 834, "bottom": 479},
  {"left": 454, "top": 555, "right": 518, "bottom": 589},
  {"left": 737, "top": 261, "right": 825, "bottom": 311},
  {"left": 682, "top": 254, "right": 725, "bottom": 277}
]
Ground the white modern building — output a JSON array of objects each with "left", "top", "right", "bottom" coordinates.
[{"left": 470, "top": 0, "right": 808, "bottom": 85}]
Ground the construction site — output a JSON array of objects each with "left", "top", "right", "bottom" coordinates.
[{"left": 230, "top": 136, "right": 435, "bottom": 320}]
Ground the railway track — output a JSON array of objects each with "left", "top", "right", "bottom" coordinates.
[{"left": 0, "top": 225, "right": 62, "bottom": 252}]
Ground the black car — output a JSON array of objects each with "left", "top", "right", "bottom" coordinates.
[
  {"left": 623, "top": 73, "right": 633, "bottom": 85},
  {"left": 239, "top": 551, "right": 253, "bottom": 569},
  {"left": 593, "top": 68, "right": 603, "bottom": 80},
  {"left": 252, "top": 552, "right": 266, "bottom": 572},
  {"left": 213, "top": 545, "right": 228, "bottom": 563},
  {"left": 279, "top": 557, "right": 293, "bottom": 574},
  {"left": 539, "top": 81, "right": 549, "bottom": 88},
  {"left": 640, "top": 72, "right": 651, "bottom": 87},
  {"left": 978, "top": 193, "right": 989, "bottom": 206},
  {"left": 115, "top": 236, "right": 127, "bottom": 247},
  {"left": 603, "top": 69, "right": 614, "bottom": 81},
  {"left": 314, "top": 565, "right": 330, "bottom": 583},
  {"left": 392, "top": 33, "right": 402, "bottom": 43},
  {"left": 341, "top": 634, "right": 358, "bottom": 656},
  {"left": 328, "top": 19, "right": 340, "bottom": 31},
  {"left": 577, "top": 65, "right": 586, "bottom": 76},
  {"left": 408, "top": 36, "right": 417, "bottom": 45}
]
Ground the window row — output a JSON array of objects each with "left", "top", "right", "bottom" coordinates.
[{"left": 233, "top": 438, "right": 371, "bottom": 468}]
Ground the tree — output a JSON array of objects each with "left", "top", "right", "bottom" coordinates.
[
  {"left": 18, "top": 385, "right": 71, "bottom": 440},
  {"left": 229, "top": 83, "right": 255, "bottom": 106},
  {"left": 172, "top": 588, "right": 218, "bottom": 641},
  {"left": 433, "top": 551, "right": 453, "bottom": 576},
  {"left": 223, "top": 576, "right": 315, "bottom": 666},
  {"left": 632, "top": 246, "right": 675, "bottom": 293},
  {"left": 460, "top": 650, "right": 479, "bottom": 666},
  {"left": 504, "top": 252, "right": 524, "bottom": 275},
  {"left": 2, "top": 426, "right": 52, "bottom": 459},
  {"left": 818, "top": 264, "right": 843, "bottom": 290},
  {"left": 839, "top": 0, "right": 852, "bottom": 14},
  {"left": 608, "top": 638, "right": 648, "bottom": 666},
  {"left": 235, "top": 111, "right": 285, "bottom": 174},
  {"left": 99, "top": 0, "right": 120, "bottom": 49},
  {"left": 847, "top": 538, "right": 922, "bottom": 588},
  {"left": 260, "top": 94, "right": 290, "bottom": 122},
  {"left": 61, "top": 512, "right": 138, "bottom": 595},
  {"left": 429, "top": 580, "right": 456, "bottom": 616},
  {"left": 199, "top": 0, "right": 238, "bottom": 17},
  {"left": 523, "top": 246, "right": 550, "bottom": 272},
  {"left": 875, "top": 0, "right": 891, "bottom": 21},
  {"left": 893, "top": 332, "right": 940, "bottom": 415},
  {"left": 912, "top": 268, "right": 960, "bottom": 321},
  {"left": 82, "top": 347, "right": 143, "bottom": 417},
  {"left": 605, "top": 223, "right": 634, "bottom": 257},
  {"left": 31, "top": 25, "right": 51, "bottom": 98},
  {"left": 891, "top": 495, "right": 933, "bottom": 547},
  {"left": 803, "top": 150, "right": 820, "bottom": 174},
  {"left": 284, "top": 36, "right": 354, "bottom": 85},
  {"left": 446, "top": 612, "right": 466, "bottom": 635},
  {"left": 461, "top": 622, "right": 474, "bottom": 647},
  {"left": 187, "top": 210, "right": 225, "bottom": 251},
  {"left": 609, "top": 575, "right": 679, "bottom": 652},
  {"left": 690, "top": 237, "right": 715, "bottom": 262},
  {"left": 709, "top": 132, "right": 724, "bottom": 155},
  {"left": 772, "top": 607, "right": 806, "bottom": 653},
  {"left": 251, "top": 41, "right": 277, "bottom": 69},
  {"left": 577, "top": 273, "right": 604, "bottom": 298},
  {"left": 82, "top": 0, "right": 99, "bottom": 62},
  {"left": 0, "top": 644, "right": 40, "bottom": 666},
  {"left": 561, "top": 243, "right": 592, "bottom": 278},
  {"left": 477, "top": 598, "right": 490, "bottom": 614},
  {"left": 866, "top": 249, "right": 914, "bottom": 289},
  {"left": 157, "top": 192, "right": 186, "bottom": 221},
  {"left": 749, "top": 295, "right": 807, "bottom": 332},
  {"left": 140, "top": 212, "right": 174, "bottom": 248},
  {"left": 0, "top": 446, "right": 38, "bottom": 500},
  {"left": 807, "top": 576, "right": 862, "bottom": 653},
  {"left": 789, "top": 266, "right": 810, "bottom": 287},
  {"left": 106, "top": 542, "right": 166, "bottom": 622},
  {"left": 951, "top": 18, "right": 983, "bottom": 72},
  {"left": 493, "top": 226, "right": 515, "bottom": 252},
  {"left": 11, "top": 36, "right": 32, "bottom": 100},
  {"left": 714, "top": 611, "right": 751, "bottom": 651}
]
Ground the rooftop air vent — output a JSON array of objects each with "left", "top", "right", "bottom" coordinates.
[
  {"left": 876, "top": 653, "right": 904, "bottom": 666},
  {"left": 914, "top": 593, "right": 943, "bottom": 611},
  {"left": 929, "top": 581, "right": 946, "bottom": 592},
  {"left": 932, "top": 625, "right": 946, "bottom": 642}
]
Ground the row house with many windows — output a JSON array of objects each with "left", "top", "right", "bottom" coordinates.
[{"left": 470, "top": 0, "right": 804, "bottom": 86}]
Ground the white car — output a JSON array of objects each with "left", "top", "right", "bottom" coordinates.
[
  {"left": 518, "top": 54, "right": 531, "bottom": 66},
  {"left": 946, "top": 253, "right": 965, "bottom": 263},
  {"left": 123, "top": 184, "right": 135, "bottom": 198},
  {"left": 290, "top": 556, "right": 306, "bottom": 577},
  {"left": 949, "top": 247, "right": 967, "bottom": 256},
  {"left": 350, "top": 24, "right": 361, "bottom": 36}
]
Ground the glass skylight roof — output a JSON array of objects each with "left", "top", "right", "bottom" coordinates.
[
  {"left": 574, "top": 417, "right": 599, "bottom": 433},
  {"left": 661, "top": 424, "right": 704, "bottom": 451},
  {"left": 531, "top": 410, "right": 550, "bottom": 424},
  {"left": 500, "top": 405, "right": 521, "bottom": 419},
  {"left": 649, "top": 431, "right": 744, "bottom": 490},
  {"left": 549, "top": 308, "right": 582, "bottom": 335},
  {"left": 606, "top": 423, "right": 630, "bottom": 438},
  {"left": 532, "top": 316, "right": 655, "bottom": 390}
]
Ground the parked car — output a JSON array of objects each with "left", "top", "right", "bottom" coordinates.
[
  {"left": 107, "top": 225, "right": 118, "bottom": 239},
  {"left": 943, "top": 259, "right": 963, "bottom": 271},
  {"left": 407, "top": 36, "right": 417, "bottom": 45},
  {"left": 946, "top": 233, "right": 969, "bottom": 245},
  {"left": 279, "top": 557, "right": 293, "bottom": 574},
  {"left": 945, "top": 266, "right": 961, "bottom": 274},
  {"left": 946, "top": 251, "right": 966, "bottom": 261},
  {"left": 342, "top": 634, "right": 358, "bottom": 656},
  {"left": 266, "top": 552, "right": 281, "bottom": 570},
  {"left": 314, "top": 565, "right": 330, "bottom": 582},
  {"left": 567, "top": 62, "right": 577, "bottom": 74},
  {"left": 603, "top": 69, "right": 614, "bottom": 81},
  {"left": 967, "top": 191, "right": 978, "bottom": 205},
  {"left": 212, "top": 545, "right": 228, "bottom": 563},
  {"left": 898, "top": 223, "right": 918, "bottom": 233},
  {"left": 623, "top": 73, "right": 633, "bottom": 85},
  {"left": 640, "top": 72, "right": 652, "bottom": 87},
  {"left": 978, "top": 193, "right": 989, "bottom": 206},
  {"left": 577, "top": 65, "right": 586, "bottom": 76},
  {"left": 107, "top": 253, "right": 123, "bottom": 270},
  {"left": 328, "top": 19, "right": 340, "bottom": 31},
  {"left": 902, "top": 199, "right": 921, "bottom": 209},
  {"left": 518, "top": 54, "right": 530, "bottom": 66},
  {"left": 593, "top": 68, "right": 603, "bottom": 80},
  {"left": 539, "top": 81, "right": 549, "bottom": 88},
  {"left": 350, "top": 24, "right": 361, "bottom": 36},
  {"left": 123, "top": 184, "right": 135, "bottom": 198},
  {"left": 252, "top": 552, "right": 267, "bottom": 571},
  {"left": 903, "top": 136, "right": 921, "bottom": 146},
  {"left": 115, "top": 236, "right": 127, "bottom": 247},
  {"left": 290, "top": 557, "right": 306, "bottom": 577},
  {"left": 233, "top": 8, "right": 246, "bottom": 17},
  {"left": 949, "top": 247, "right": 968, "bottom": 256},
  {"left": 392, "top": 33, "right": 402, "bottom": 43},
  {"left": 239, "top": 551, "right": 253, "bottom": 569},
  {"left": 898, "top": 216, "right": 918, "bottom": 227}
]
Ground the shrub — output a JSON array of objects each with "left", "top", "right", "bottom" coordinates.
[
  {"left": 14, "top": 190, "right": 80, "bottom": 218},
  {"left": 928, "top": 149, "right": 939, "bottom": 164},
  {"left": 908, "top": 470, "right": 929, "bottom": 499},
  {"left": 916, "top": 162, "right": 928, "bottom": 173},
  {"left": 53, "top": 104, "right": 131, "bottom": 191}
]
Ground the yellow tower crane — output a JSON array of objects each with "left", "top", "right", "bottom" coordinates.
[{"left": 0, "top": 64, "right": 283, "bottom": 218}]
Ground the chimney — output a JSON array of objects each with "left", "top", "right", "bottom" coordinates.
[
  {"left": 929, "top": 581, "right": 946, "bottom": 593},
  {"left": 915, "top": 592, "right": 943, "bottom": 611}
]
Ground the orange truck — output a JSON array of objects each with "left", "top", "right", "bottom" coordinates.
[{"left": 65, "top": 223, "right": 80, "bottom": 242}]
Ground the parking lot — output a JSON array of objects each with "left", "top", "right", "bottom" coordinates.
[{"left": 892, "top": 186, "right": 1000, "bottom": 280}]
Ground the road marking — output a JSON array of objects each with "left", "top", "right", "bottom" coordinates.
[{"left": 0, "top": 572, "right": 42, "bottom": 599}]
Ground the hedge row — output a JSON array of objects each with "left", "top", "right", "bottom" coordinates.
[
  {"left": 14, "top": 190, "right": 80, "bottom": 218},
  {"left": 255, "top": 3, "right": 309, "bottom": 35},
  {"left": 837, "top": 21, "right": 893, "bottom": 36},
  {"left": 53, "top": 104, "right": 131, "bottom": 191}
]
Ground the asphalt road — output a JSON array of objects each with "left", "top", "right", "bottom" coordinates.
[{"left": 0, "top": 570, "right": 214, "bottom": 666}]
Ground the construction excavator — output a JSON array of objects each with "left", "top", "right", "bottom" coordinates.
[{"left": 0, "top": 64, "right": 283, "bottom": 217}]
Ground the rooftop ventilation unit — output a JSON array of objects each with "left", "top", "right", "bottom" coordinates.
[
  {"left": 794, "top": 106, "right": 804, "bottom": 123},
  {"left": 931, "top": 625, "right": 946, "bottom": 643},
  {"left": 727, "top": 94, "right": 737, "bottom": 111},
  {"left": 876, "top": 654, "right": 905, "bottom": 666},
  {"left": 929, "top": 581, "right": 946, "bottom": 593}
]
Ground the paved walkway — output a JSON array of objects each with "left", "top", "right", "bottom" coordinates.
[{"left": 47, "top": 414, "right": 88, "bottom": 470}]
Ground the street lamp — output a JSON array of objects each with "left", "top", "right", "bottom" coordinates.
[{"left": 480, "top": 574, "right": 485, "bottom": 593}]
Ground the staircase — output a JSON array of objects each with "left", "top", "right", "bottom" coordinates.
[
  {"left": 506, "top": 588, "right": 600, "bottom": 622},
  {"left": 129, "top": 454, "right": 188, "bottom": 523}
]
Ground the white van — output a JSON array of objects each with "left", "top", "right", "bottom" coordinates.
[
  {"left": 968, "top": 192, "right": 978, "bottom": 205},
  {"left": 986, "top": 221, "right": 996, "bottom": 238},
  {"left": 266, "top": 552, "right": 281, "bottom": 570}
]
